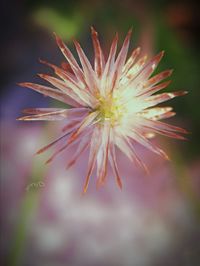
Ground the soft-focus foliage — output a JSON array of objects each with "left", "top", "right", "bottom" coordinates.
[{"left": 1, "top": 1, "right": 200, "bottom": 266}]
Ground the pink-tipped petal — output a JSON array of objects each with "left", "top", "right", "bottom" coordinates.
[
  {"left": 115, "top": 29, "right": 132, "bottom": 67},
  {"left": 66, "top": 137, "right": 90, "bottom": 169},
  {"left": 153, "top": 111, "right": 176, "bottom": 120},
  {"left": 17, "top": 109, "right": 68, "bottom": 121},
  {"left": 44, "top": 113, "right": 96, "bottom": 164},
  {"left": 123, "top": 136, "right": 149, "bottom": 174},
  {"left": 74, "top": 40, "right": 98, "bottom": 94},
  {"left": 101, "top": 33, "right": 118, "bottom": 94},
  {"left": 131, "top": 147, "right": 149, "bottom": 175},
  {"left": 36, "top": 115, "right": 86, "bottom": 155},
  {"left": 18, "top": 82, "right": 81, "bottom": 107},
  {"left": 119, "top": 54, "right": 148, "bottom": 90},
  {"left": 145, "top": 69, "right": 173, "bottom": 87},
  {"left": 60, "top": 62, "right": 74, "bottom": 73},
  {"left": 38, "top": 73, "right": 92, "bottom": 106},
  {"left": 109, "top": 142, "right": 122, "bottom": 189},
  {"left": 145, "top": 91, "right": 188, "bottom": 107},
  {"left": 122, "top": 47, "right": 141, "bottom": 76},
  {"left": 67, "top": 111, "right": 99, "bottom": 144},
  {"left": 22, "top": 108, "right": 66, "bottom": 115},
  {"left": 45, "top": 142, "right": 71, "bottom": 165},
  {"left": 139, "top": 107, "right": 173, "bottom": 120},
  {"left": 133, "top": 51, "right": 164, "bottom": 85},
  {"left": 45, "top": 130, "right": 85, "bottom": 164},
  {"left": 142, "top": 117, "right": 189, "bottom": 134},
  {"left": 153, "top": 129, "right": 187, "bottom": 140},
  {"left": 129, "top": 130, "right": 170, "bottom": 160},
  {"left": 96, "top": 122, "right": 110, "bottom": 187},
  {"left": 36, "top": 130, "right": 73, "bottom": 155},
  {"left": 122, "top": 51, "right": 164, "bottom": 92},
  {"left": 39, "top": 59, "right": 78, "bottom": 84},
  {"left": 54, "top": 33, "right": 87, "bottom": 86},
  {"left": 139, "top": 80, "right": 172, "bottom": 97},
  {"left": 83, "top": 126, "right": 101, "bottom": 193},
  {"left": 117, "top": 133, "right": 149, "bottom": 174},
  {"left": 62, "top": 120, "right": 81, "bottom": 132},
  {"left": 114, "top": 134, "right": 135, "bottom": 162},
  {"left": 91, "top": 27, "right": 105, "bottom": 77},
  {"left": 110, "top": 29, "right": 132, "bottom": 93},
  {"left": 42, "top": 58, "right": 98, "bottom": 106}
]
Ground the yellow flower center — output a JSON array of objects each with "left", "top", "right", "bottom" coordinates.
[{"left": 96, "top": 94, "right": 123, "bottom": 125}]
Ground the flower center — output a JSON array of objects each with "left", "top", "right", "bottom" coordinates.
[{"left": 96, "top": 94, "right": 123, "bottom": 125}]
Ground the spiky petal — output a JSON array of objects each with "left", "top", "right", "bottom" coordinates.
[{"left": 18, "top": 28, "right": 188, "bottom": 192}]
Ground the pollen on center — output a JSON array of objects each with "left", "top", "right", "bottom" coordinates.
[{"left": 96, "top": 94, "right": 124, "bottom": 125}]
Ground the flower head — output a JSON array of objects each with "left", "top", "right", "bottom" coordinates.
[{"left": 18, "top": 27, "right": 188, "bottom": 192}]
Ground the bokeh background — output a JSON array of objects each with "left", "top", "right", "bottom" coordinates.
[{"left": 1, "top": 0, "right": 200, "bottom": 265}]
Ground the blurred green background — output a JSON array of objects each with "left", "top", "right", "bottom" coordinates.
[
  {"left": 1, "top": 1, "right": 200, "bottom": 266},
  {"left": 2, "top": 0, "right": 200, "bottom": 159}
]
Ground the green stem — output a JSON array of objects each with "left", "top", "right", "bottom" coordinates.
[{"left": 7, "top": 141, "right": 47, "bottom": 266}]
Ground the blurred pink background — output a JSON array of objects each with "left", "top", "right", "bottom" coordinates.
[{"left": 1, "top": 0, "right": 200, "bottom": 265}]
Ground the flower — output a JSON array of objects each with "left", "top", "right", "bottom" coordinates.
[{"left": 18, "top": 27, "right": 188, "bottom": 193}]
